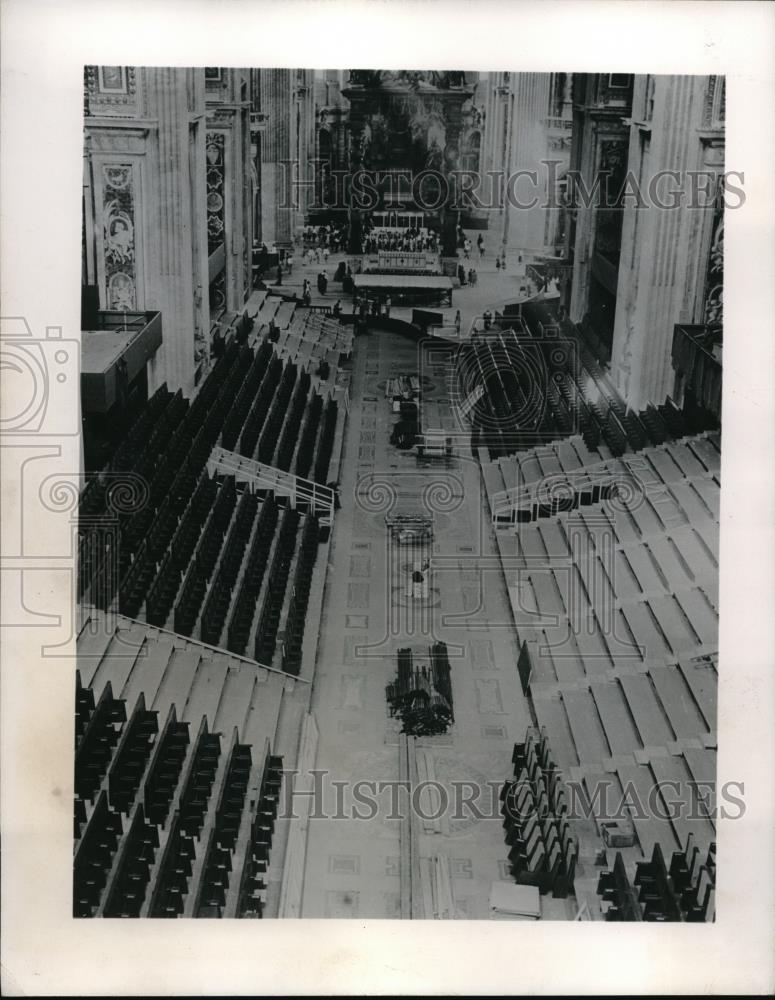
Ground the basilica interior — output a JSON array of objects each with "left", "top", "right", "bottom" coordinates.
[{"left": 75, "top": 68, "right": 722, "bottom": 921}]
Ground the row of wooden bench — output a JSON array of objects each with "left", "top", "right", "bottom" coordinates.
[{"left": 74, "top": 669, "right": 286, "bottom": 919}]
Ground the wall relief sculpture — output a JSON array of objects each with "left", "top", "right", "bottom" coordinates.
[{"left": 102, "top": 163, "right": 136, "bottom": 310}]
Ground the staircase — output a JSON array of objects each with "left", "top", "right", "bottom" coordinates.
[{"left": 207, "top": 446, "right": 335, "bottom": 522}]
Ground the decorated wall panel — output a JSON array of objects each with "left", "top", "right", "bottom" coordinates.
[
  {"left": 206, "top": 132, "right": 226, "bottom": 254},
  {"left": 703, "top": 203, "right": 723, "bottom": 332},
  {"left": 84, "top": 65, "right": 139, "bottom": 116},
  {"left": 101, "top": 163, "right": 137, "bottom": 310}
]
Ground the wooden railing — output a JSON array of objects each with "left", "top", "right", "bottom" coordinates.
[{"left": 207, "top": 446, "right": 335, "bottom": 522}]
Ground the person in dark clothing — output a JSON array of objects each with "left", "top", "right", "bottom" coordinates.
[
  {"left": 332, "top": 300, "right": 342, "bottom": 319},
  {"left": 326, "top": 482, "right": 341, "bottom": 510},
  {"left": 275, "top": 262, "right": 283, "bottom": 285},
  {"left": 457, "top": 263, "right": 466, "bottom": 285}
]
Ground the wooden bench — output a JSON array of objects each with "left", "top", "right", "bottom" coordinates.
[
  {"left": 532, "top": 694, "right": 579, "bottom": 770},
  {"left": 664, "top": 441, "right": 708, "bottom": 480},
  {"left": 645, "top": 447, "right": 684, "bottom": 485},
  {"left": 674, "top": 588, "right": 718, "bottom": 648},
  {"left": 556, "top": 439, "right": 583, "bottom": 472},
  {"left": 648, "top": 755, "right": 716, "bottom": 857},
  {"left": 183, "top": 656, "right": 230, "bottom": 732},
  {"left": 649, "top": 665, "right": 707, "bottom": 738},
  {"left": 119, "top": 633, "right": 175, "bottom": 712},
  {"left": 648, "top": 594, "right": 700, "bottom": 657},
  {"left": 89, "top": 623, "right": 147, "bottom": 703},
  {"left": 561, "top": 687, "right": 610, "bottom": 764},
  {"left": 646, "top": 537, "right": 694, "bottom": 592},
  {"left": 687, "top": 436, "right": 721, "bottom": 475},
  {"left": 152, "top": 648, "right": 201, "bottom": 727},
  {"left": 590, "top": 681, "right": 643, "bottom": 755},
  {"left": 616, "top": 762, "right": 680, "bottom": 858},
  {"left": 620, "top": 602, "right": 672, "bottom": 665},
  {"left": 618, "top": 673, "right": 674, "bottom": 746},
  {"left": 676, "top": 657, "right": 717, "bottom": 732}
]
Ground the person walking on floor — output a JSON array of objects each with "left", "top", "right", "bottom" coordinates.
[{"left": 384, "top": 294, "right": 391, "bottom": 318}]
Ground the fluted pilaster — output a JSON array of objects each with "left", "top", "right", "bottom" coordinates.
[
  {"left": 611, "top": 75, "right": 717, "bottom": 409},
  {"left": 260, "top": 68, "right": 293, "bottom": 245},
  {"left": 144, "top": 66, "right": 198, "bottom": 396}
]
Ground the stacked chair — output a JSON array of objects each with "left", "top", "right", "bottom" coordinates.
[
  {"left": 597, "top": 834, "right": 716, "bottom": 921},
  {"left": 500, "top": 727, "right": 578, "bottom": 897},
  {"left": 386, "top": 643, "right": 454, "bottom": 736}
]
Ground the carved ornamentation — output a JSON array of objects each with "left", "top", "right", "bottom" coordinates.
[
  {"left": 348, "top": 70, "right": 467, "bottom": 90},
  {"left": 102, "top": 163, "right": 136, "bottom": 309},
  {"left": 703, "top": 76, "right": 726, "bottom": 129},
  {"left": 703, "top": 207, "right": 723, "bottom": 331},
  {"left": 84, "top": 65, "right": 137, "bottom": 109},
  {"left": 205, "top": 132, "right": 226, "bottom": 254}
]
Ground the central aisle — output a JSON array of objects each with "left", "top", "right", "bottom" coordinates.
[{"left": 300, "top": 326, "right": 533, "bottom": 919}]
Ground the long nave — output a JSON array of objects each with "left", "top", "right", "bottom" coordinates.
[{"left": 74, "top": 68, "right": 722, "bottom": 922}]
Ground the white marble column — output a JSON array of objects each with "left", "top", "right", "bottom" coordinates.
[
  {"left": 260, "top": 68, "right": 293, "bottom": 246},
  {"left": 610, "top": 75, "right": 719, "bottom": 410},
  {"left": 143, "top": 66, "right": 200, "bottom": 396},
  {"left": 503, "top": 73, "right": 552, "bottom": 257}
]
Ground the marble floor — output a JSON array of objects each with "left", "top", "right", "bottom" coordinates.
[{"left": 298, "top": 323, "right": 558, "bottom": 919}]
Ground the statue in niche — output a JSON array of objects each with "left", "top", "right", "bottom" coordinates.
[
  {"left": 349, "top": 70, "right": 381, "bottom": 87},
  {"left": 367, "top": 112, "right": 390, "bottom": 167},
  {"left": 428, "top": 70, "right": 466, "bottom": 89},
  {"left": 425, "top": 137, "right": 444, "bottom": 172}
]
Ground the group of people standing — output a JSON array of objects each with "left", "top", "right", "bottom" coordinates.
[
  {"left": 301, "top": 223, "right": 347, "bottom": 253},
  {"left": 354, "top": 294, "right": 392, "bottom": 320},
  {"left": 457, "top": 263, "right": 478, "bottom": 286},
  {"left": 458, "top": 230, "right": 486, "bottom": 260},
  {"left": 360, "top": 227, "right": 438, "bottom": 255}
]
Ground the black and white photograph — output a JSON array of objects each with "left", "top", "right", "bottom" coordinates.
[
  {"left": 73, "top": 63, "right": 727, "bottom": 923},
  {"left": 2, "top": 1, "right": 774, "bottom": 995}
]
